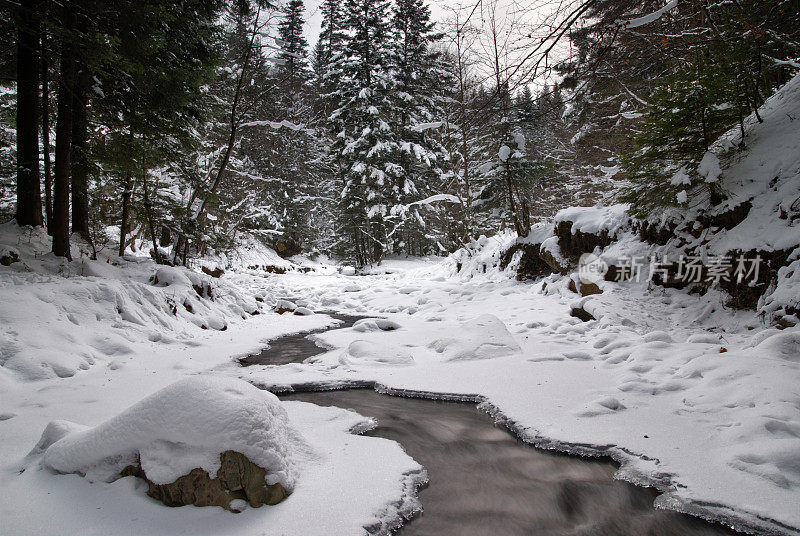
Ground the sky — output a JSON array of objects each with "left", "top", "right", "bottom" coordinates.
[
  {"left": 295, "top": 0, "right": 570, "bottom": 91},
  {"left": 301, "top": 0, "right": 484, "bottom": 49}
]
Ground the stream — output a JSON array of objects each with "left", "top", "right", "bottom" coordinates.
[{"left": 248, "top": 314, "right": 738, "bottom": 535}]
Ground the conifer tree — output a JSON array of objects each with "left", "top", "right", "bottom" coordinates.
[
  {"left": 388, "top": 0, "right": 451, "bottom": 254},
  {"left": 329, "top": 0, "right": 397, "bottom": 265}
]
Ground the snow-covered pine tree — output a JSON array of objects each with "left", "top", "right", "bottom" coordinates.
[
  {"left": 328, "top": 0, "right": 398, "bottom": 265},
  {"left": 315, "top": 0, "right": 348, "bottom": 120},
  {"left": 277, "top": 0, "right": 311, "bottom": 95},
  {"left": 388, "top": 0, "right": 453, "bottom": 255},
  {"left": 259, "top": 0, "right": 320, "bottom": 256},
  {"left": 514, "top": 85, "right": 576, "bottom": 221}
]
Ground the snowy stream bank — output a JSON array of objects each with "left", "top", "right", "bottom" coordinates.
[{"left": 3, "top": 251, "right": 799, "bottom": 535}]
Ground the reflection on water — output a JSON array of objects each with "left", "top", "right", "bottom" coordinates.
[{"left": 282, "top": 389, "right": 737, "bottom": 536}]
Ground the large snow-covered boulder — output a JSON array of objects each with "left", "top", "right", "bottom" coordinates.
[
  {"left": 428, "top": 314, "right": 521, "bottom": 361},
  {"left": 37, "top": 376, "right": 304, "bottom": 510}
]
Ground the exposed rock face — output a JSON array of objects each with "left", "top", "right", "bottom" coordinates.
[
  {"left": 122, "top": 450, "right": 287, "bottom": 512},
  {"left": 718, "top": 248, "right": 792, "bottom": 309},
  {"left": 637, "top": 220, "right": 675, "bottom": 246},
  {"left": 568, "top": 279, "right": 602, "bottom": 296},
  {"left": 539, "top": 247, "right": 571, "bottom": 275},
  {"left": 273, "top": 240, "right": 301, "bottom": 259},
  {"left": 570, "top": 305, "right": 596, "bottom": 322},
  {"left": 0, "top": 248, "right": 20, "bottom": 266},
  {"left": 555, "top": 221, "right": 613, "bottom": 261},
  {"left": 697, "top": 200, "right": 752, "bottom": 232},
  {"left": 499, "top": 243, "right": 555, "bottom": 281},
  {"left": 201, "top": 266, "right": 225, "bottom": 278}
]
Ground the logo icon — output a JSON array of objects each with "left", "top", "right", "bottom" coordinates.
[{"left": 578, "top": 253, "right": 608, "bottom": 284}]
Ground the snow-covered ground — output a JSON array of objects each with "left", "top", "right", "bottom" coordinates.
[
  {"left": 222, "top": 259, "right": 800, "bottom": 536},
  {"left": 2, "top": 227, "right": 799, "bottom": 535},
  {"left": 0, "top": 228, "right": 424, "bottom": 535}
]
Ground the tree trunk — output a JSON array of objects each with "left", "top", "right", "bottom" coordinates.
[
  {"left": 52, "top": 3, "right": 76, "bottom": 259},
  {"left": 16, "top": 0, "right": 44, "bottom": 227},
  {"left": 118, "top": 171, "right": 133, "bottom": 257},
  {"left": 159, "top": 226, "right": 170, "bottom": 248},
  {"left": 41, "top": 20, "right": 53, "bottom": 233},
  {"left": 140, "top": 164, "right": 161, "bottom": 264},
  {"left": 71, "top": 35, "right": 91, "bottom": 241},
  {"left": 171, "top": 6, "right": 261, "bottom": 264}
]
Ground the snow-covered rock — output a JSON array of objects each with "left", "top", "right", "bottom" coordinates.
[
  {"left": 554, "top": 204, "right": 630, "bottom": 236},
  {"left": 40, "top": 376, "right": 303, "bottom": 492}
]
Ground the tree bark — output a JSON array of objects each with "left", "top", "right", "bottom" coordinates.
[
  {"left": 159, "top": 226, "right": 170, "bottom": 248},
  {"left": 52, "top": 3, "right": 76, "bottom": 259},
  {"left": 41, "top": 22, "right": 53, "bottom": 233},
  {"left": 118, "top": 166, "right": 133, "bottom": 256},
  {"left": 140, "top": 162, "right": 161, "bottom": 264},
  {"left": 16, "top": 0, "right": 44, "bottom": 227},
  {"left": 70, "top": 30, "right": 91, "bottom": 241}
]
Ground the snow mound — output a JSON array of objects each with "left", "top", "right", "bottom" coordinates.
[
  {"left": 40, "top": 376, "right": 304, "bottom": 489},
  {"left": 554, "top": 204, "right": 629, "bottom": 236},
  {"left": 352, "top": 318, "right": 402, "bottom": 332},
  {"left": 700, "top": 74, "right": 800, "bottom": 256},
  {"left": 340, "top": 340, "right": 414, "bottom": 366},
  {"left": 224, "top": 233, "right": 294, "bottom": 272},
  {"left": 152, "top": 266, "right": 194, "bottom": 287},
  {"left": 428, "top": 314, "right": 521, "bottom": 361},
  {"left": 0, "top": 222, "right": 262, "bottom": 380},
  {"left": 449, "top": 230, "right": 519, "bottom": 279}
]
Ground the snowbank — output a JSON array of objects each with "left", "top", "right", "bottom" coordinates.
[
  {"left": 0, "top": 222, "right": 261, "bottom": 380},
  {"left": 39, "top": 376, "right": 301, "bottom": 489},
  {"left": 429, "top": 314, "right": 521, "bottom": 361},
  {"left": 220, "top": 233, "right": 295, "bottom": 272},
  {"left": 340, "top": 340, "right": 415, "bottom": 366},
  {"left": 554, "top": 204, "right": 630, "bottom": 236}
]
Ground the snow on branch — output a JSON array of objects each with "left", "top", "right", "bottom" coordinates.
[
  {"left": 240, "top": 119, "right": 305, "bottom": 131},
  {"left": 616, "top": 0, "right": 679, "bottom": 29},
  {"left": 389, "top": 194, "right": 462, "bottom": 219},
  {"left": 411, "top": 122, "right": 445, "bottom": 132},
  {"left": 407, "top": 194, "right": 462, "bottom": 207}
]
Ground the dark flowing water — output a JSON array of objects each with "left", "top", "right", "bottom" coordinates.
[
  {"left": 239, "top": 312, "right": 368, "bottom": 366},
  {"left": 251, "top": 316, "right": 738, "bottom": 535},
  {"left": 282, "top": 389, "right": 736, "bottom": 536}
]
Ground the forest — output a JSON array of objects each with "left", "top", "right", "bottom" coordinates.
[
  {"left": 2, "top": 1, "right": 800, "bottom": 536},
  {"left": 3, "top": 0, "right": 796, "bottom": 266}
]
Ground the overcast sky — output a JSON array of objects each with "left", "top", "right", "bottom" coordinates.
[
  {"left": 300, "top": 0, "right": 481, "bottom": 49},
  {"left": 294, "top": 0, "right": 569, "bottom": 91}
]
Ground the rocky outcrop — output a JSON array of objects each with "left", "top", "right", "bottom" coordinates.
[
  {"left": 637, "top": 220, "right": 675, "bottom": 246},
  {"left": 0, "top": 247, "right": 20, "bottom": 266},
  {"left": 568, "top": 279, "right": 602, "bottom": 296},
  {"left": 718, "top": 248, "right": 792, "bottom": 309},
  {"left": 122, "top": 450, "right": 287, "bottom": 512},
  {"left": 698, "top": 200, "right": 752, "bottom": 231},
  {"left": 555, "top": 221, "right": 613, "bottom": 261},
  {"left": 201, "top": 266, "right": 225, "bottom": 278},
  {"left": 499, "top": 243, "right": 554, "bottom": 281},
  {"left": 539, "top": 247, "right": 571, "bottom": 275},
  {"left": 271, "top": 240, "right": 301, "bottom": 259}
]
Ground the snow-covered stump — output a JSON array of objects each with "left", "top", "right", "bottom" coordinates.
[{"left": 35, "top": 377, "right": 301, "bottom": 512}]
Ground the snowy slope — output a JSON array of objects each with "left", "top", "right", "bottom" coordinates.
[{"left": 0, "top": 225, "right": 428, "bottom": 536}]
